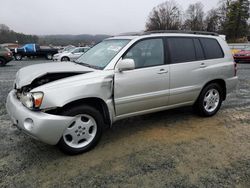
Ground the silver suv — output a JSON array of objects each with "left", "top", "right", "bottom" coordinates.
[{"left": 6, "top": 31, "right": 238, "bottom": 154}]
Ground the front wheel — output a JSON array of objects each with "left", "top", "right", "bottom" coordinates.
[
  {"left": 194, "top": 83, "right": 223, "bottom": 117},
  {"left": 57, "top": 105, "right": 104, "bottom": 155},
  {"left": 61, "top": 56, "right": 70, "bottom": 61},
  {"left": 0, "top": 57, "right": 6, "bottom": 66}
]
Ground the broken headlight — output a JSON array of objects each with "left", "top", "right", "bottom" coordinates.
[{"left": 20, "top": 92, "right": 44, "bottom": 109}]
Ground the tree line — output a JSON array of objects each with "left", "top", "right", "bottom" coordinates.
[
  {"left": 0, "top": 24, "right": 109, "bottom": 46},
  {"left": 145, "top": 0, "right": 250, "bottom": 42},
  {"left": 0, "top": 24, "right": 39, "bottom": 44}
]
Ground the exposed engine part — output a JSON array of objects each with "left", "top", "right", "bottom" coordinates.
[{"left": 17, "top": 72, "right": 87, "bottom": 93}]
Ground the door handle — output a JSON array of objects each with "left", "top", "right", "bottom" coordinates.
[
  {"left": 157, "top": 69, "right": 168, "bottom": 74},
  {"left": 200, "top": 63, "right": 207, "bottom": 68}
]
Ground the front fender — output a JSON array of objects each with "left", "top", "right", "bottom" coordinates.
[{"left": 36, "top": 76, "right": 113, "bottom": 109}]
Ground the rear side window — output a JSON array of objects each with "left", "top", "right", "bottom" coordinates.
[
  {"left": 200, "top": 38, "right": 224, "bottom": 59},
  {"left": 194, "top": 38, "right": 205, "bottom": 60},
  {"left": 167, "top": 38, "right": 196, "bottom": 63}
]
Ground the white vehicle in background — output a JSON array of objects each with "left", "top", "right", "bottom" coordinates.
[
  {"left": 53, "top": 47, "right": 90, "bottom": 62},
  {"left": 58, "top": 45, "right": 75, "bottom": 53}
]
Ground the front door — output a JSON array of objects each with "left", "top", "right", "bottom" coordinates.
[{"left": 114, "top": 38, "right": 170, "bottom": 116}]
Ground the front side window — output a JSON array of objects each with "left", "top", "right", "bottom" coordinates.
[
  {"left": 75, "top": 39, "right": 130, "bottom": 69},
  {"left": 79, "top": 48, "right": 86, "bottom": 52},
  {"left": 168, "top": 37, "right": 196, "bottom": 64},
  {"left": 72, "top": 48, "right": 80, "bottom": 53},
  {"left": 123, "top": 38, "right": 164, "bottom": 68}
]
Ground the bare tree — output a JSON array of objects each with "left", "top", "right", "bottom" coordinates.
[
  {"left": 145, "top": 0, "right": 182, "bottom": 31},
  {"left": 0, "top": 24, "right": 10, "bottom": 31},
  {"left": 217, "top": 0, "right": 232, "bottom": 33},
  {"left": 205, "top": 9, "right": 220, "bottom": 32},
  {"left": 183, "top": 2, "right": 205, "bottom": 31}
]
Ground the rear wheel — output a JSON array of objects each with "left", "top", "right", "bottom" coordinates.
[
  {"left": 58, "top": 105, "right": 104, "bottom": 155},
  {"left": 0, "top": 57, "right": 6, "bottom": 66},
  {"left": 61, "top": 56, "right": 70, "bottom": 61},
  {"left": 46, "top": 54, "right": 53, "bottom": 60},
  {"left": 194, "top": 83, "right": 223, "bottom": 117},
  {"left": 14, "top": 54, "right": 22, "bottom": 61}
]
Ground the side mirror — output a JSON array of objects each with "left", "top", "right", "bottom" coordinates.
[{"left": 116, "top": 59, "right": 135, "bottom": 72}]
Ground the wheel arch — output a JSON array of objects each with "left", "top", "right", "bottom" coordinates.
[
  {"left": 199, "top": 79, "right": 227, "bottom": 101},
  {"left": 61, "top": 56, "right": 70, "bottom": 61},
  {"left": 59, "top": 97, "right": 111, "bottom": 128}
]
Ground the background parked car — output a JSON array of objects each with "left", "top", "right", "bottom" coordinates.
[
  {"left": 58, "top": 45, "right": 75, "bottom": 53},
  {"left": 233, "top": 47, "right": 250, "bottom": 63},
  {"left": 0, "top": 45, "right": 13, "bottom": 66},
  {"left": 53, "top": 47, "right": 90, "bottom": 62},
  {"left": 11, "top": 43, "right": 58, "bottom": 60}
]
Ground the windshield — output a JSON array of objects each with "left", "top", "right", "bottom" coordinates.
[
  {"left": 244, "top": 47, "right": 250, "bottom": 51},
  {"left": 75, "top": 39, "right": 130, "bottom": 69},
  {"left": 69, "top": 48, "right": 78, "bottom": 53}
]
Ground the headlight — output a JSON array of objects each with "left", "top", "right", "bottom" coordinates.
[
  {"left": 246, "top": 54, "right": 250, "bottom": 56},
  {"left": 21, "top": 92, "right": 44, "bottom": 109}
]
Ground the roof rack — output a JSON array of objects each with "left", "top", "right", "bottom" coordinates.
[
  {"left": 117, "top": 30, "right": 219, "bottom": 37},
  {"left": 116, "top": 32, "right": 143, "bottom": 36},
  {"left": 143, "top": 30, "right": 219, "bottom": 36}
]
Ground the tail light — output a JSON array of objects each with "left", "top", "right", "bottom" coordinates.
[{"left": 234, "top": 61, "right": 237, "bottom": 76}]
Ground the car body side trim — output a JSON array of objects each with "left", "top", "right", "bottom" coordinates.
[{"left": 115, "top": 89, "right": 170, "bottom": 105}]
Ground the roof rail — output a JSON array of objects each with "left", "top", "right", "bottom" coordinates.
[
  {"left": 116, "top": 32, "right": 143, "bottom": 36},
  {"left": 143, "top": 30, "right": 219, "bottom": 36}
]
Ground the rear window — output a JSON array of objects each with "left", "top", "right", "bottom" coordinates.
[
  {"left": 200, "top": 38, "right": 224, "bottom": 59},
  {"left": 168, "top": 38, "right": 196, "bottom": 63}
]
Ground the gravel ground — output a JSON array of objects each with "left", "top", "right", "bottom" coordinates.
[{"left": 0, "top": 60, "right": 250, "bottom": 187}]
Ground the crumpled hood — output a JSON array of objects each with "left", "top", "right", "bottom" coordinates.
[{"left": 15, "top": 62, "right": 94, "bottom": 88}]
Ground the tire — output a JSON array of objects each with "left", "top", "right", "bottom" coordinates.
[
  {"left": 0, "top": 57, "right": 6, "bottom": 66},
  {"left": 57, "top": 105, "right": 104, "bottom": 155},
  {"left": 194, "top": 83, "right": 223, "bottom": 117},
  {"left": 46, "top": 54, "right": 53, "bottom": 60},
  {"left": 14, "top": 54, "right": 22, "bottom": 61},
  {"left": 61, "top": 56, "right": 70, "bottom": 62}
]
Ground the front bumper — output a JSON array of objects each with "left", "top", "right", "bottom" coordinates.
[{"left": 6, "top": 90, "right": 74, "bottom": 145}]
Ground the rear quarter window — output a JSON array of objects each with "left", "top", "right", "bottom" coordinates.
[{"left": 200, "top": 38, "right": 224, "bottom": 59}]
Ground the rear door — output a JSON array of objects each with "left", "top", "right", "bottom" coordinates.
[
  {"left": 167, "top": 37, "right": 207, "bottom": 105},
  {"left": 114, "top": 38, "right": 170, "bottom": 116}
]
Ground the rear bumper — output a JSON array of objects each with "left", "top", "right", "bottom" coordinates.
[
  {"left": 225, "top": 76, "right": 238, "bottom": 94},
  {"left": 6, "top": 90, "right": 74, "bottom": 145},
  {"left": 52, "top": 57, "right": 59, "bottom": 61}
]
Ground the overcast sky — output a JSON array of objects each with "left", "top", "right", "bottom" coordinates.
[{"left": 0, "top": 0, "right": 219, "bottom": 35}]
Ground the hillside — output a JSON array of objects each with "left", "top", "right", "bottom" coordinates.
[{"left": 39, "top": 34, "right": 110, "bottom": 46}]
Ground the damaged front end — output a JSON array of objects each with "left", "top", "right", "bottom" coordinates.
[{"left": 15, "top": 72, "right": 84, "bottom": 110}]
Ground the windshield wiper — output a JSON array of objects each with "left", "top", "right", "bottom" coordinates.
[{"left": 73, "top": 61, "right": 102, "bottom": 70}]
